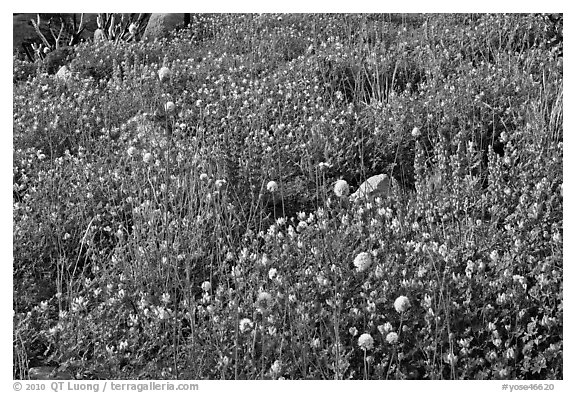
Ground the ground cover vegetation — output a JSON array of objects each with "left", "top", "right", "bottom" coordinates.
[{"left": 13, "top": 13, "right": 563, "bottom": 380}]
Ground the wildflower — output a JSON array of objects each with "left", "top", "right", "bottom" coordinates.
[
  {"left": 334, "top": 179, "right": 350, "bottom": 197},
  {"left": 353, "top": 251, "right": 372, "bottom": 273},
  {"left": 411, "top": 127, "right": 421, "bottom": 137},
  {"left": 505, "top": 348, "right": 515, "bottom": 360},
  {"left": 128, "top": 23, "right": 137, "bottom": 36},
  {"left": 260, "top": 254, "right": 271, "bottom": 267},
  {"left": 310, "top": 338, "right": 320, "bottom": 348},
  {"left": 358, "top": 333, "right": 374, "bottom": 351},
  {"left": 394, "top": 296, "right": 410, "bottom": 313},
  {"left": 444, "top": 352, "right": 458, "bottom": 365},
  {"left": 127, "top": 146, "right": 136, "bottom": 157},
  {"left": 199, "top": 173, "right": 209, "bottom": 182},
  {"left": 165, "top": 101, "right": 175, "bottom": 113},
  {"left": 201, "top": 281, "right": 211, "bottom": 292},
  {"left": 366, "top": 301, "right": 376, "bottom": 313},
  {"left": 158, "top": 66, "right": 171, "bottom": 82},
  {"left": 143, "top": 152, "right": 153, "bottom": 164},
  {"left": 215, "top": 179, "right": 226, "bottom": 189},
  {"left": 255, "top": 291, "right": 272, "bottom": 313},
  {"left": 119, "top": 340, "right": 128, "bottom": 351},
  {"left": 268, "top": 268, "right": 278, "bottom": 280},
  {"left": 161, "top": 293, "right": 171, "bottom": 304},
  {"left": 349, "top": 326, "right": 358, "bottom": 336},
  {"left": 155, "top": 306, "right": 169, "bottom": 320},
  {"left": 267, "top": 180, "right": 279, "bottom": 192},
  {"left": 239, "top": 318, "right": 254, "bottom": 333},
  {"left": 71, "top": 296, "right": 87, "bottom": 312},
  {"left": 271, "top": 360, "right": 282, "bottom": 375},
  {"left": 386, "top": 331, "right": 399, "bottom": 344}
]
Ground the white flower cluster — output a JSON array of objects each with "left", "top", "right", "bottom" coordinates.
[{"left": 353, "top": 252, "right": 372, "bottom": 273}]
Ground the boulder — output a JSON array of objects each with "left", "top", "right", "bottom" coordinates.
[
  {"left": 350, "top": 174, "right": 396, "bottom": 201},
  {"left": 55, "top": 65, "right": 73, "bottom": 83},
  {"left": 93, "top": 28, "right": 106, "bottom": 42},
  {"left": 142, "top": 13, "right": 185, "bottom": 41},
  {"left": 28, "top": 366, "right": 73, "bottom": 380}
]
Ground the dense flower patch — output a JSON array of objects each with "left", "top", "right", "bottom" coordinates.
[{"left": 13, "top": 13, "right": 562, "bottom": 380}]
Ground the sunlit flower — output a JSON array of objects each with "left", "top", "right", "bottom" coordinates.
[
  {"left": 334, "top": 179, "right": 349, "bottom": 197},
  {"left": 349, "top": 326, "right": 358, "bottom": 336},
  {"left": 353, "top": 251, "right": 372, "bottom": 273},
  {"left": 239, "top": 318, "right": 254, "bottom": 333},
  {"left": 161, "top": 293, "right": 171, "bottom": 304},
  {"left": 119, "top": 340, "right": 129, "bottom": 351},
  {"left": 394, "top": 295, "right": 410, "bottom": 313},
  {"left": 165, "top": 101, "right": 175, "bottom": 113},
  {"left": 267, "top": 181, "right": 278, "bottom": 192},
  {"left": 158, "top": 66, "right": 171, "bottom": 82},
  {"left": 444, "top": 352, "right": 458, "bottom": 365},
  {"left": 358, "top": 333, "right": 374, "bottom": 350},
  {"left": 255, "top": 291, "right": 272, "bottom": 313},
  {"left": 127, "top": 146, "right": 136, "bottom": 157},
  {"left": 386, "top": 331, "right": 399, "bottom": 344},
  {"left": 378, "top": 322, "right": 393, "bottom": 335},
  {"left": 268, "top": 268, "right": 278, "bottom": 280},
  {"left": 143, "top": 152, "right": 153, "bottom": 164},
  {"left": 490, "top": 250, "right": 499, "bottom": 262},
  {"left": 71, "top": 296, "right": 87, "bottom": 312},
  {"left": 201, "top": 281, "right": 211, "bottom": 292},
  {"left": 270, "top": 360, "right": 282, "bottom": 376},
  {"left": 260, "top": 253, "right": 271, "bottom": 266},
  {"left": 128, "top": 23, "right": 137, "bottom": 36},
  {"left": 411, "top": 127, "right": 421, "bottom": 137}
]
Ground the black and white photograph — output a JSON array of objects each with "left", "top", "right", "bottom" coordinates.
[{"left": 12, "top": 6, "right": 565, "bottom": 386}]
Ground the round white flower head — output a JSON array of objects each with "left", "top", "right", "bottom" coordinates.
[
  {"left": 255, "top": 291, "right": 273, "bottom": 313},
  {"left": 394, "top": 295, "right": 411, "bottom": 313},
  {"left": 334, "top": 179, "right": 350, "bottom": 197},
  {"left": 358, "top": 333, "right": 374, "bottom": 351},
  {"left": 411, "top": 127, "right": 421, "bottom": 137},
  {"left": 270, "top": 360, "right": 282, "bottom": 375},
  {"left": 199, "top": 173, "right": 209, "bottom": 182},
  {"left": 201, "top": 281, "right": 211, "bottom": 292},
  {"left": 158, "top": 66, "right": 171, "bottom": 82},
  {"left": 165, "top": 101, "right": 175, "bottom": 113},
  {"left": 127, "top": 146, "right": 136, "bottom": 157},
  {"left": 267, "top": 181, "right": 279, "bottom": 192},
  {"left": 239, "top": 317, "right": 254, "bottom": 333},
  {"left": 353, "top": 251, "right": 372, "bottom": 273},
  {"left": 143, "top": 152, "right": 153, "bottom": 164},
  {"left": 268, "top": 268, "right": 278, "bottom": 280},
  {"left": 128, "top": 23, "right": 138, "bottom": 36},
  {"left": 386, "top": 331, "right": 399, "bottom": 344}
]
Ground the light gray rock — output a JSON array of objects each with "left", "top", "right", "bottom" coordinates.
[
  {"left": 55, "top": 65, "right": 72, "bottom": 83},
  {"left": 93, "top": 28, "right": 106, "bottom": 42},
  {"left": 28, "top": 366, "right": 73, "bottom": 380},
  {"left": 142, "top": 13, "right": 185, "bottom": 41},
  {"left": 350, "top": 174, "right": 395, "bottom": 201}
]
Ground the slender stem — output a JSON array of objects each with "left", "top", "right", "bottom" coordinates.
[{"left": 363, "top": 349, "right": 368, "bottom": 380}]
